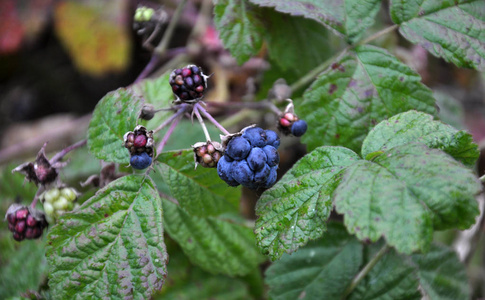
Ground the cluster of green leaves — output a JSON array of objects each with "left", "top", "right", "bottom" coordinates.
[{"left": 37, "top": 0, "right": 485, "bottom": 299}]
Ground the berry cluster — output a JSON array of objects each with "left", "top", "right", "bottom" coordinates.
[
  {"left": 5, "top": 204, "right": 47, "bottom": 241},
  {"left": 278, "top": 113, "right": 308, "bottom": 137},
  {"left": 41, "top": 187, "right": 78, "bottom": 224},
  {"left": 169, "top": 65, "right": 208, "bottom": 103},
  {"left": 124, "top": 125, "right": 154, "bottom": 170},
  {"left": 217, "top": 127, "right": 280, "bottom": 189},
  {"left": 193, "top": 141, "right": 223, "bottom": 168}
]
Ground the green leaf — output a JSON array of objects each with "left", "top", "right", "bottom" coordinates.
[
  {"left": 162, "top": 199, "right": 264, "bottom": 276},
  {"left": 155, "top": 240, "right": 251, "bottom": 300},
  {"left": 390, "top": 0, "right": 485, "bottom": 71},
  {"left": 156, "top": 150, "right": 240, "bottom": 217},
  {"left": 132, "top": 72, "right": 174, "bottom": 131},
  {"left": 349, "top": 244, "right": 421, "bottom": 300},
  {"left": 87, "top": 88, "right": 143, "bottom": 163},
  {"left": 214, "top": 0, "right": 264, "bottom": 65},
  {"left": 361, "top": 111, "right": 479, "bottom": 167},
  {"left": 299, "top": 45, "right": 436, "bottom": 153},
  {"left": 434, "top": 90, "right": 465, "bottom": 130},
  {"left": 255, "top": 146, "right": 360, "bottom": 260},
  {"left": 46, "top": 175, "right": 168, "bottom": 300},
  {"left": 411, "top": 244, "right": 471, "bottom": 300},
  {"left": 249, "top": 0, "right": 381, "bottom": 43},
  {"left": 335, "top": 143, "right": 481, "bottom": 254},
  {"left": 0, "top": 240, "right": 47, "bottom": 298},
  {"left": 265, "top": 222, "right": 363, "bottom": 300},
  {"left": 263, "top": 10, "right": 333, "bottom": 77}
]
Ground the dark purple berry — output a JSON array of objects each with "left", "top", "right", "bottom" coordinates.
[
  {"left": 174, "top": 68, "right": 182, "bottom": 75},
  {"left": 242, "top": 127, "right": 266, "bottom": 147},
  {"left": 191, "top": 66, "right": 200, "bottom": 74},
  {"left": 13, "top": 232, "right": 24, "bottom": 241},
  {"left": 291, "top": 120, "right": 308, "bottom": 137},
  {"left": 226, "top": 136, "right": 251, "bottom": 160},
  {"left": 263, "top": 145, "right": 279, "bottom": 167},
  {"left": 15, "top": 221, "right": 26, "bottom": 233},
  {"left": 26, "top": 214, "right": 37, "bottom": 227},
  {"left": 180, "top": 92, "right": 189, "bottom": 100},
  {"left": 185, "top": 77, "right": 194, "bottom": 87},
  {"left": 247, "top": 147, "right": 267, "bottom": 171},
  {"left": 130, "top": 152, "right": 152, "bottom": 170},
  {"left": 182, "top": 68, "right": 192, "bottom": 77},
  {"left": 193, "top": 74, "right": 201, "bottom": 84},
  {"left": 217, "top": 156, "right": 239, "bottom": 186},
  {"left": 265, "top": 130, "right": 280, "bottom": 149},
  {"left": 230, "top": 160, "right": 254, "bottom": 186}
]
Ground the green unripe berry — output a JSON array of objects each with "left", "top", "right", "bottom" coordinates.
[
  {"left": 61, "top": 188, "right": 77, "bottom": 202},
  {"left": 44, "top": 188, "right": 60, "bottom": 204},
  {"left": 44, "top": 202, "right": 54, "bottom": 216},
  {"left": 54, "top": 197, "right": 70, "bottom": 210},
  {"left": 134, "top": 7, "right": 155, "bottom": 22}
]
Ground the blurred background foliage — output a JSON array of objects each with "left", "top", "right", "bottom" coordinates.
[{"left": 0, "top": 0, "right": 484, "bottom": 299}]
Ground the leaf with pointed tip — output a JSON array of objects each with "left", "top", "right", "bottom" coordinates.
[
  {"left": 249, "top": 0, "right": 381, "bottom": 43},
  {"left": 156, "top": 150, "right": 240, "bottom": 217},
  {"left": 46, "top": 175, "right": 168, "bottom": 300},
  {"left": 362, "top": 111, "right": 479, "bottom": 167},
  {"left": 255, "top": 146, "right": 360, "bottom": 260},
  {"left": 335, "top": 143, "right": 481, "bottom": 254},
  {"left": 411, "top": 244, "right": 471, "bottom": 300},
  {"left": 265, "top": 222, "right": 363, "bottom": 300},
  {"left": 390, "top": 0, "right": 485, "bottom": 71},
  {"left": 162, "top": 199, "right": 264, "bottom": 276},
  {"left": 214, "top": 0, "right": 264, "bottom": 65},
  {"left": 299, "top": 45, "right": 436, "bottom": 153},
  {"left": 87, "top": 88, "right": 142, "bottom": 163}
]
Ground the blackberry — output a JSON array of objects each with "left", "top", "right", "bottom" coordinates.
[
  {"left": 169, "top": 65, "right": 209, "bottom": 103},
  {"left": 278, "top": 112, "right": 308, "bottom": 137},
  {"left": 130, "top": 152, "right": 153, "bottom": 170},
  {"left": 217, "top": 127, "right": 280, "bottom": 189},
  {"left": 5, "top": 204, "right": 47, "bottom": 241}
]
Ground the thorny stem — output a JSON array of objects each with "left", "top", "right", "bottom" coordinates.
[
  {"left": 156, "top": 113, "right": 183, "bottom": 155},
  {"left": 207, "top": 100, "right": 282, "bottom": 116},
  {"left": 194, "top": 102, "right": 231, "bottom": 135},
  {"left": 30, "top": 186, "right": 45, "bottom": 209},
  {"left": 289, "top": 25, "right": 399, "bottom": 92},
  {"left": 154, "top": 0, "right": 188, "bottom": 56},
  {"left": 49, "top": 139, "right": 87, "bottom": 164},
  {"left": 153, "top": 104, "right": 189, "bottom": 133},
  {"left": 193, "top": 105, "right": 212, "bottom": 142},
  {"left": 341, "top": 244, "right": 390, "bottom": 299}
]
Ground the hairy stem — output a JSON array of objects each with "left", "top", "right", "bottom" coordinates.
[
  {"left": 341, "top": 244, "right": 390, "bottom": 299},
  {"left": 290, "top": 25, "right": 399, "bottom": 92},
  {"left": 193, "top": 105, "right": 212, "bottom": 141},
  {"left": 207, "top": 100, "right": 282, "bottom": 116},
  {"left": 49, "top": 139, "right": 87, "bottom": 164},
  {"left": 195, "top": 103, "right": 231, "bottom": 135}
]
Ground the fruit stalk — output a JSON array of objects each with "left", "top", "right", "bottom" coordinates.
[{"left": 194, "top": 102, "right": 230, "bottom": 135}]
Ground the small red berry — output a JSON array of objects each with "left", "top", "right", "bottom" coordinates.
[
  {"left": 16, "top": 208, "right": 28, "bottom": 220},
  {"left": 15, "top": 220, "right": 26, "bottom": 233},
  {"left": 195, "top": 85, "right": 204, "bottom": 93},
  {"left": 26, "top": 214, "right": 37, "bottom": 227},
  {"left": 134, "top": 135, "right": 147, "bottom": 148},
  {"left": 279, "top": 118, "right": 291, "bottom": 127},
  {"left": 182, "top": 68, "right": 192, "bottom": 77}
]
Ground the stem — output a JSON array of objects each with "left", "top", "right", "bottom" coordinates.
[
  {"left": 341, "top": 245, "right": 390, "bottom": 299},
  {"left": 289, "top": 24, "right": 399, "bottom": 92},
  {"left": 49, "top": 139, "right": 87, "bottom": 164},
  {"left": 193, "top": 105, "right": 212, "bottom": 141},
  {"left": 135, "top": 55, "right": 160, "bottom": 83},
  {"left": 156, "top": 114, "right": 183, "bottom": 155},
  {"left": 154, "top": 0, "right": 188, "bottom": 56},
  {"left": 153, "top": 104, "right": 188, "bottom": 133},
  {"left": 30, "top": 186, "right": 45, "bottom": 209},
  {"left": 207, "top": 100, "right": 282, "bottom": 116},
  {"left": 195, "top": 103, "right": 231, "bottom": 135}
]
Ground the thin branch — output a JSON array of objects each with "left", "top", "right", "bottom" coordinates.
[
  {"left": 341, "top": 244, "right": 390, "bottom": 299},
  {"left": 193, "top": 105, "right": 212, "bottom": 141},
  {"left": 194, "top": 102, "right": 230, "bottom": 135},
  {"left": 154, "top": 0, "right": 188, "bottom": 56},
  {"left": 49, "top": 139, "right": 87, "bottom": 164},
  {"left": 156, "top": 113, "right": 183, "bottom": 155},
  {"left": 153, "top": 104, "right": 188, "bottom": 133},
  {"left": 30, "top": 186, "right": 45, "bottom": 209}
]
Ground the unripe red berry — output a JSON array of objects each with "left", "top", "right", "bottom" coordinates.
[
  {"left": 15, "top": 220, "right": 26, "bottom": 233},
  {"left": 279, "top": 118, "right": 291, "bottom": 127},
  {"left": 134, "top": 134, "right": 147, "bottom": 148},
  {"left": 16, "top": 208, "right": 28, "bottom": 220},
  {"left": 182, "top": 68, "right": 192, "bottom": 77},
  {"left": 26, "top": 214, "right": 37, "bottom": 227}
]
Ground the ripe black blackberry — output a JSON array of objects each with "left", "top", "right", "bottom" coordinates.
[{"left": 169, "top": 65, "right": 209, "bottom": 103}]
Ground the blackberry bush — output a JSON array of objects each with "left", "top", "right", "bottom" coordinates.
[{"left": 1, "top": 1, "right": 484, "bottom": 300}]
